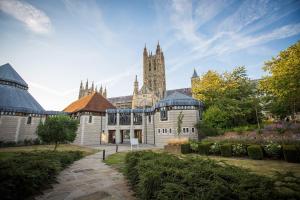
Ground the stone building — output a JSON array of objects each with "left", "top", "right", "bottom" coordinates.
[
  {"left": 63, "top": 92, "right": 116, "bottom": 145},
  {"left": 78, "top": 80, "right": 107, "bottom": 99},
  {"left": 0, "top": 63, "right": 59, "bottom": 142}
]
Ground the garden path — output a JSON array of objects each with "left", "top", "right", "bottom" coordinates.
[{"left": 36, "top": 144, "right": 157, "bottom": 200}]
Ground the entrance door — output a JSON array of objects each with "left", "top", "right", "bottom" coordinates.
[
  {"left": 108, "top": 130, "right": 116, "bottom": 144},
  {"left": 134, "top": 130, "right": 142, "bottom": 143},
  {"left": 121, "top": 130, "right": 130, "bottom": 144}
]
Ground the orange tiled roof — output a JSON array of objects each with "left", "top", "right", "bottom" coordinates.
[{"left": 63, "top": 92, "right": 115, "bottom": 113}]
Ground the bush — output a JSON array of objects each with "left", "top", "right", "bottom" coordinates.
[
  {"left": 124, "top": 151, "right": 286, "bottom": 200},
  {"left": 189, "top": 141, "right": 198, "bottom": 152},
  {"left": 198, "top": 143, "right": 212, "bottom": 155},
  {"left": 209, "top": 142, "right": 221, "bottom": 155},
  {"left": 0, "top": 151, "right": 83, "bottom": 200},
  {"left": 248, "top": 145, "right": 264, "bottom": 160},
  {"left": 264, "top": 142, "right": 282, "bottom": 159},
  {"left": 220, "top": 144, "right": 232, "bottom": 157},
  {"left": 283, "top": 145, "right": 300, "bottom": 163},
  {"left": 232, "top": 143, "right": 247, "bottom": 156},
  {"left": 181, "top": 143, "right": 190, "bottom": 154}
]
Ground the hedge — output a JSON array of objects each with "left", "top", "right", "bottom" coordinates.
[
  {"left": 198, "top": 143, "right": 212, "bottom": 155},
  {"left": 247, "top": 145, "right": 263, "bottom": 160},
  {"left": 0, "top": 151, "right": 83, "bottom": 200},
  {"left": 283, "top": 145, "right": 300, "bottom": 163},
  {"left": 124, "top": 151, "right": 291, "bottom": 200},
  {"left": 181, "top": 143, "right": 191, "bottom": 154},
  {"left": 220, "top": 144, "right": 232, "bottom": 157}
]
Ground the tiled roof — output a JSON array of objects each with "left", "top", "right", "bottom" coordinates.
[
  {"left": 108, "top": 88, "right": 192, "bottom": 104},
  {"left": 166, "top": 88, "right": 192, "bottom": 97},
  {"left": 108, "top": 95, "right": 133, "bottom": 103},
  {"left": 64, "top": 92, "right": 116, "bottom": 113},
  {"left": 0, "top": 63, "right": 28, "bottom": 88}
]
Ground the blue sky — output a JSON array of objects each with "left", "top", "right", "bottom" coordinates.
[{"left": 0, "top": 0, "right": 300, "bottom": 110}]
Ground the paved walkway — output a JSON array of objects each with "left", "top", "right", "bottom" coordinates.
[{"left": 36, "top": 145, "right": 157, "bottom": 200}]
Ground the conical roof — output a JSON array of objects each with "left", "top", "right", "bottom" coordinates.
[
  {"left": 0, "top": 63, "right": 28, "bottom": 88},
  {"left": 63, "top": 92, "right": 116, "bottom": 113},
  {"left": 0, "top": 63, "right": 44, "bottom": 114},
  {"left": 155, "top": 91, "right": 203, "bottom": 108}
]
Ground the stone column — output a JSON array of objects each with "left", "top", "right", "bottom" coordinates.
[
  {"left": 116, "top": 111, "right": 121, "bottom": 144},
  {"left": 14, "top": 117, "right": 22, "bottom": 142},
  {"left": 142, "top": 112, "right": 145, "bottom": 144},
  {"left": 130, "top": 112, "right": 134, "bottom": 140}
]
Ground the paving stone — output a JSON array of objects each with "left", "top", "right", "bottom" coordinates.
[{"left": 36, "top": 145, "right": 157, "bottom": 200}]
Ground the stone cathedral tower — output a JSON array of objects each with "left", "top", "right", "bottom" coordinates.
[{"left": 143, "top": 42, "right": 166, "bottom": 99}]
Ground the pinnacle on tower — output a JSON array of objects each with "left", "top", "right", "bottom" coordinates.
[
  {"left": 103, "top": 87, "right": 107, "bottom": 98},
  {"left": 192, "top": 68, "right": 198, "bottom": 78},
  {"left": 95, "top": 85, "right": 98, "bottom": 93},
  {"left": 80, "top": 80, "right": 83, "bottom": 89},
  {"left": 143, "top": 44, "right": 148, "bottom": 56},
  {"left": 85, "top": 79, "right": 88, "bottom": 90},
  {"left": 91, "top": 81, "right": 94, "bottom": 91},
  {"left": 100, "top": 84, "right": 103, "bottom": 94}
]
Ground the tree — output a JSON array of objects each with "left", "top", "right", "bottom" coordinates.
[
  {"left": 176, "top": 111, "right": 184, "bottom": 137},
  {"left": 37, "top": 115, "right": 79, "bottom": 150},
  {"left": 260, "top": 40, "right": 300, "bottom": 121},
  {"left": 203, "top": 105, "right": 230, "bottom": 129},
  {"left": 193, "top": 66, "right": 259, "bottom": 128}
]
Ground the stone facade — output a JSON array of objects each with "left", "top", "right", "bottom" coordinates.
[{"left": 79, "top": 80, "right": 107, "bottom": 99}]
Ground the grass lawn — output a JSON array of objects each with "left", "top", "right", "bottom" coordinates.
[
  {"left": 104, "top": 152, "right": 127, "bottom": 173},
  {"left": 0, "top": 144, "right": 99, "bottom": 158},
  {"left": 188, "top": 154, "right": 300, "bottom": 178}
]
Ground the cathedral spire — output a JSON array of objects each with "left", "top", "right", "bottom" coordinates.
[
  {"left": 134, "top": 75, "right": 139, "bottom": 95},
  {"left": 95, "top": 85, "right": 98, "bottom": 93},
  {"left": 143, "top": 44, "right": 148, "bottom": 57}
]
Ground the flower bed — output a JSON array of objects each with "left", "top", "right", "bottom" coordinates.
[{"left": 181, "top": 140, "right": 300, "bottom": 163}]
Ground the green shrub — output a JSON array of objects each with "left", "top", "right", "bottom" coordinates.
[
  {"left": 198, "top": 143, "right": 212, "bottom": 155},
  {"left": 283, "top": 145, "right": 300, "bottom": 163},
  {"left": 264, "top": 142, "right": 282, "bottom": 159},
  {"left": 124, "top": 151, "right": 286, "bottom": 200},
  {"left": 189, "top": 141, "right": 198, "bottom": 152},
  {"left": 232, "top": 143, "right": 247, "bottom": 156},
  {"left": 180, "top": 143, "right": 190, "bottom": 154},
  {"left": 209, "top": 142, "right": 221, "bottom": 155},
  {"left": 0, "top": 151, "right": 83, "bottom": 200},
  {"left": 248, "top": 145, "right": 264, "bottom": 160},
  {"left": 220, "top": 144, "right": 232, "bottom": 157}
]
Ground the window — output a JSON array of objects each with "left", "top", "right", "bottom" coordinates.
[
  {"left": 162, "top": 129, "right": 165, "bottom": 133},
  {"left": 186, "top": 128, "right": 189, "bottom": 133},
  {"left": 108, "top": 113, "right": 117, "bottom": 125},
  {"left": 133, "top": 113, "right": 142, "bottom": 125},
  {"left": 169, "top": 129, "right": 172, "bottom": 134},
  {"left": 183, "top": 128, "right": 186, "bottom": 133},
  {"left": 158, "top": 129, "right": 161, "bottom": 134},
  {"left": 119, "top": 112, "right": 131, "bottom": 125},
  {"left": 160, "top": 107, "right": 168, "bottom": 121},
  {"left": 27, "top": 116, "right": 32, "bottom": 124},
  {"left": 88, "top": 115, "right": 93, "bottom": 123},
  {"left": 148, "top": 115, "right": 151, "bottom": 123},
  {"left": 192, "top": 128, "right": 195, "bottom": 133}
]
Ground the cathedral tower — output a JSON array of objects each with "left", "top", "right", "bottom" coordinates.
[
  {"left": 191, "top": 68, "right": 199, "bottom": 98},
  {"left": 143, "top": 42, "right": 166, "bottom": 99}
]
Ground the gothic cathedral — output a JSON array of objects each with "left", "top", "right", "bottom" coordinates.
[{"left": 132, "top": 42, "right": 166, "bottom": 108}]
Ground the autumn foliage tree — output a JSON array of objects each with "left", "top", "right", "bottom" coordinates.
[
  {"left": 193, "top": 66, "right": 260, "bottom": 129},
  {"left": 260, "top": 40, "right": 300, "bottom": 120}
]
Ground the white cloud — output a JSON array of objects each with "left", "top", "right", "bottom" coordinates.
[
  {"left": 0, "top": 0, "right": 52, "bottom": 34},
  {"left": 166, "top": 0, "right": 300, "bottom": 72}
]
